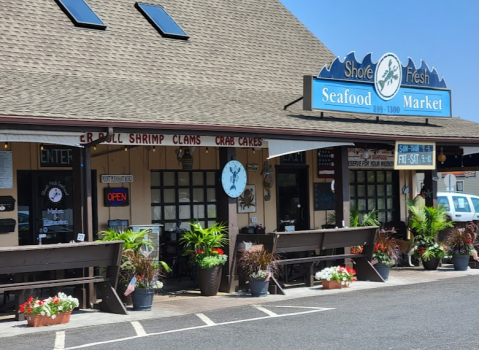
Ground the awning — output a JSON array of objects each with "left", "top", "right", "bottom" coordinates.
[
  {"left": 266, "top": 139, "right": 354, "bottom": 159},
  {"left": 0, "top": 130, "right": 83, "bottom": 147},
  {"left": 462, "top": 147, "right": 479, "bottom": 156}
]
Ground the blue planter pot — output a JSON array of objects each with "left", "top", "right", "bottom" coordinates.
[
  {"left": 374, "top": 263, "right": 390, "bottom": 281},
  {"left": 132, "top": 288, "right": 155, "bottom": 311},
  {"left": 249, "top": 279, "right": 269, "bottom": 297},
  {"left": 452, "top": 255, "right": 470, "bottom": 271}
]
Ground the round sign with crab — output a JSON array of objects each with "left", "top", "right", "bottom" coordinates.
[{"left": 221, "top": 160, "right": 247, "bottom": 198}]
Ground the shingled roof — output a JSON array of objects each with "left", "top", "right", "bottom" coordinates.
[{"left": 0, "top": 0, "right": 478, "bottom": 144}]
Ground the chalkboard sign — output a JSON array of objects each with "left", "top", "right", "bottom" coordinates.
[
  {"left": 314, "top": 183, "right": 335, "bottom": 211},
  {"left": 394, "top": 141, "right": 436, "bottom": 170}
]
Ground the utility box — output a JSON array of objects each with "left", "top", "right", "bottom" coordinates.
[
  {"left": 0, "top": 196, "right": 15, "bottom": 212},
  {"left": 0, "top": 218, "right": 16, "bottom": 233}
]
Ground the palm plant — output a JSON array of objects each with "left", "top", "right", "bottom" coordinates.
[
  {"left": 408, "top": 204, "right": 453, "bottom": 239},
  {"left": 179, "top": 221, "right": 228, "bottom": 268},
  {"left": 326, "top": 205, "right": 380, "bottom": 227},
  {"left": 408, "top": 203, "right": 454, "bottom": 261},
  {"left": 97, "top": 228, "right": 154, "bottom": 252}
]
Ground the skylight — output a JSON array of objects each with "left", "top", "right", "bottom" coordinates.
[
  {"left": 135, "top": 2, "right": 189, "bottom": 40},
  {"left": 55, "top": 0, "right": 106, "bottom": 30}
]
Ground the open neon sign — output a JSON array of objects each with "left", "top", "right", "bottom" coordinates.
[{"left": 104, "top": 188, "right": 129, "bottom": 207}]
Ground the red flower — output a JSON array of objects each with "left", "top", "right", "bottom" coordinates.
[
  {"left": 55, "top": 299, "right": 59, "bottom": 304},
  {"left": 196, "top": 249, "right": 204, "bottom": 254},
  {"left": 27, "top": 309, "right": 32, "bottom": 313},
  {"left": 20, "top": 307, "right": 25, "bottom": 313}
]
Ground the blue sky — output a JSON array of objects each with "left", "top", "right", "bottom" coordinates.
[{"left": 279, "top": 0, "right": 479, "bottom": 122}]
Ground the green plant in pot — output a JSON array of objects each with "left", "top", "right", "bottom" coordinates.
[
  {"left": 446, "top": 222, "right": 478, "bottom": 271},
  {"left": 326, "top": 206, "right": 380, "bottom": 228},
  {"left": 408, "top": 203, "right": 454, "bottom": 270},
  {"left": 237, "top": 247, "right": 278, "bottom": 297},
  {"left": 121, "top": 249, "right": 170, "bottom": 311},
  {"left": 179, "top": 221, "right": 228, "bottom": 296},
  {"left": 97, "top": 228, "right": 156, "bottom": 304}
]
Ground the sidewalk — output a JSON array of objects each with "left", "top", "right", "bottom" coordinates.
[{"left": 1, "top": 265, "right": 478, "bottom": 338}]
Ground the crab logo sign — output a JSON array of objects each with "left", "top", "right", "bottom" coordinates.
[{"left": 374, "top": 53, "right": 402, "bottom": 101}]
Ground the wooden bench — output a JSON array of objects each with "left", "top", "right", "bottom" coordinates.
[
  {"left": 0, "top": 241, "right": 128, "bottom": 320},
  {"left": 236, "top": 226, "right": 384, "bottom": 294}
]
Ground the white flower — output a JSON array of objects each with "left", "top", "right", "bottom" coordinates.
[
  {"left": 342, "top": 277, "right": 346, "bottom": 281},
  {"left": 58, "top": 306, "right": 63, "bottom": 311},
  {"left": 40, "top": 311, "right": 45, "bottom": 316},
  {"left": 341, "top": 281, "right": 345, "bottom": 285},
  {"left": 51, "top": 314, "right": 56, "bottom": 320}
]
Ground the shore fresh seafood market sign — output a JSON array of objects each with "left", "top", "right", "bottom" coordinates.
[{"left": 303, "top": 52, "right": 452, "bottom": 117}]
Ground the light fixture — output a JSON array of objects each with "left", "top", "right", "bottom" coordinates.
[
  {"left": 438, "top": 147, "right": 446, "bottom": 164},
  {"left": 152, "top": 146, "right": 156, "bottom": 152},
  {"left": 93, "top": 145, "right": 97, "bottom": 151},
  {"left": 40, "top": 143, "right": 44, "bottom": 151},
  {"left": 205, "top": 147, "right": 209, "bottom": 154},
  {"left": 124, "top": 146, "right": 128, "bottom": 152},
  {"left": 4, "top": 142, "right": 8, "bottom": 149},
  {"left": 252, "top": 148, "right": 255, "bottom": 154},
  {"left": 179, "top": 147, "right": 182, "bottom": 154}
]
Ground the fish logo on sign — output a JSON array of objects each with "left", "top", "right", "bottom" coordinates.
[{"left": 374, "top": 53, "right": 402, "bottom": 101}]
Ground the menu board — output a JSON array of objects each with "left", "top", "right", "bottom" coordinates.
[
  {"left": 0, "top": 152, "right": 13, "bottom": 189},
  {"left": 394, "top": 141, "right": 435, "bottom": 170},
  {"left": 314, "top": 183, "right": 335, "bottom": 211}
]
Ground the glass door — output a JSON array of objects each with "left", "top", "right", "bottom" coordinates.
[
  {"left": 276, "top": 167, "right": 310, "bottom": 231},
  {"left": 34, "top": 172, "right": 74, "bottom": 244}
]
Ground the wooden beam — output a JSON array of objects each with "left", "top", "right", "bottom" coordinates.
[{"left": 334, "top": 146, "right": 350, "bottom": 227}]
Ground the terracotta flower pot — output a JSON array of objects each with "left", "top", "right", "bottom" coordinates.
[
  {"left": 321, "top": 280, "right": 347, "bottom": 289},
  {"left": 26, "top": 310, "right": 72, "bottom": 327}
]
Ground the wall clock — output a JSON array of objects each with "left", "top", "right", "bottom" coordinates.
[{"left": 221, "top": 160, "right": 247, "bottom": 198}]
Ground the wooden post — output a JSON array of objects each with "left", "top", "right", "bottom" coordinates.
[
  {"left": 423, "top": 170, "right": 437, "bottom": 207},
  {"left": 218, "top": 147, "right": 239, "bottom": 293},
  {"left": 83, "top": 146, "right": 95, "bottom": 307},
  {"left": 334, "top": 146, "right": 350, "bottom": 227}
]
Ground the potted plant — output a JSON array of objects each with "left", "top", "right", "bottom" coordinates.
[
  {"left": 371, "top": 229, "right": 399, "bottom": 280},
  {"left": 179, "top": 221, "right": 228, "bottom": 296},
  {"left": 446, "top": 222, "right": 478, "bottom": 271},
  {"left": 121, "top": 249, "right": 170, "bottom": 311},
  {"left": 19, "top": 292, "right": 79, "bottom": 327},
  {"left": 314, "top": 266, "right": 356, "bottom": 289},
  {"left": 237, "top": 247, "right": 278, "bottom": 297},
  {"left": 97, "top": 228, "right": 156, "bottom": 304},
  {"left": 408, "top": 204, "right": 454, "bottom": 270}
]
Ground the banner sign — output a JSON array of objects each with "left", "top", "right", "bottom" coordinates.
[
  {"left": 394, "top": 141, "right": 435, "bottom": 170},
  {"left": 304, "top": 52, "right": 452, "bottom": 118},
  {"left": 80, "top": 133, "right": 266, "bottom": 147},
  {"left": 441, "top": 171, "right": 476, "bottom": 179},
  {"left": 348, "top": 148, "right": 395, "bottom": 169}
]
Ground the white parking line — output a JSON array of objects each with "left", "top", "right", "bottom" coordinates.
[
  {"left": 253, "top": 305, "right": 277, "bottom": 317},
  {"left": 54, "top": 331, "right": 65, "bottom": 350},
  {"left": 131, "top": 321, "right": 147, "bottom": 336},
  {"left": 196, "top": 313, "right": 216, "bottom": 326},
  {"left": 64, "top": 306, "right": 334, "bottom": 349}
]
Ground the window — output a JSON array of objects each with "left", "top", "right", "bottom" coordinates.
[
  {"left": 452, "top": 195, "right": 471, "bottom": 213},
  {"left": 349, "top": 170, "right": 398, "bottom": 224},
  {"left": 55, "top": 0, "right": 106, "bottom": 29},
  {"left": 470, "top": 197, "right": 479, "bottom": 213},
  {"left": 135, "top": 2, "right": 189, "bottom": 40},
  {"left": 456, "top": 180, "right": 464, "bottom": 193},
  {"left": 437, "top": 196, "right": 450, "bottom": 210},
  {"left": 151, "top": 171, "right": 218, "bottom": 232}
]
